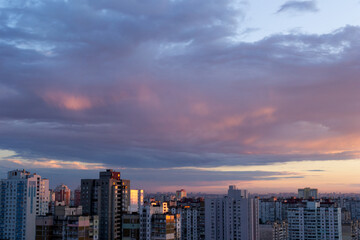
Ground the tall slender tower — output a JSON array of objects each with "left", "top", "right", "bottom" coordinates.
[
  {"left": 81, "top": 169, "right": 130, "bottom": 240},
  {"left": 0, "top": 169, "right": 49, "bottom": 240}
]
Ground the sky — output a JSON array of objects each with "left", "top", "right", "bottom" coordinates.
[{"left": 1, "top": 0, "right": 360, "bottom": 193}]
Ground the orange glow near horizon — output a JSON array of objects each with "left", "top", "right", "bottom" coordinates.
[
  {"left": 175, "top": 159, "right": 360, "bottom": 193},
  {"left": 1, "top": 148, "right": 360, "bottom": 193}
]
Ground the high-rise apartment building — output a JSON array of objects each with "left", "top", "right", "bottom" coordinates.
[
  {"left": 54, "top": 184, "right": 71, "bottom": 206},
  {"left": 177, "top": 197, "right": 205, "bottom": 240},
  {"left": 139, "top": 205, "right": 180, "bottom": 240},
  {"left": 287, "top": 201, "right": 341, "bottom": 240},
  {"left": 152, "top": 214, "right": 180, "bottom": 240},
  {"left": 130, "top": 189, "right": 144, "bottom": 213},
  {"left": 0, "top": 169, "right": 49, "bottom": 240},
  {"left": 181, "top": 204, "right": 204, "bottom": 240},
  {"left": 205, "top": 185, "right": 259, "bottom": 240},
  {"left": 81, "top": 169, "right": 130, "bottom": 240},
  {"left": 343, "top": 198, "right": 360, "bottom": 220},
  {"left": 140, "top": 206, "right": 153, "bottom": 240},
  {"left": 259, "top": 197, "right": 283, "bottom": 224},
  {"left": 298, "top": 187, "right": 318, "bottom": 199}
]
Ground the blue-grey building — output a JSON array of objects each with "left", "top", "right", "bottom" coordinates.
[{"left": 0, "top": 169, "right": 49, "bottom": 240}]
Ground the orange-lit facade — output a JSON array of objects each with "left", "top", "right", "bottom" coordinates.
[{"left": 54, "top": 184, "right": 71, "bottom": 206}]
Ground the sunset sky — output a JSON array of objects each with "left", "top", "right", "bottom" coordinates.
[{"left": 1, "top": 0, "right": 360, "bottom": 193}]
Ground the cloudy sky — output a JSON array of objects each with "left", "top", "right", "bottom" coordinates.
[{"left": 1, "top": 0, "right": 360, "bottom": 193}]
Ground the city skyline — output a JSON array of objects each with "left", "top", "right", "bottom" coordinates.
[
  {"left": 1, "top": 168, "right": 350, "bottom": 240},
  {"left": 1, "top": 0, "right": 360, "bottom": 193}
]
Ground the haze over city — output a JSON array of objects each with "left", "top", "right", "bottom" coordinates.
[{"left": 1, "top": 0, "right": 360, "bottom": 193}]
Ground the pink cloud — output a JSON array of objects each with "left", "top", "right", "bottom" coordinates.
[{"left": 42, "top": 91, "right": 96, "bottom": 111}]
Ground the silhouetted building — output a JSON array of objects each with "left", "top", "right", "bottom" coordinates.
[
  {"left": 122, "top": 213, "right": 140, "bottom": 240},
  {"left": 73, "top": 186, "right": 81, "bottom": 207},
  {"left": 81, "top": 169, "right": 130, "bottom": 240}
]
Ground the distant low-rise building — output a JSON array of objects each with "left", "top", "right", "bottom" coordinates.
[
  {"left": 176, "top": 189, "right": 187, "bottom": 200},
  {"left": 298, "top": 187, "right": 318, "bottom": 199}
]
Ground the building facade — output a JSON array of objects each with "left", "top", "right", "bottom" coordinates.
[
  {"left": 176, "top": 189, "right": 187, "bottom": 200},
  {"left": 122, "top": 213, "right": 140, "bottom": 240},
  {"left": 73, "top": 186, "right": 81, "bottom": 207},
  {"left": 36, "top": 205, "right": 99, "bottom": 240},
  {"left": 288, "top": 201, "right": 341, "bottom": 240},
  {"left": 178, "top": 198, "right": 205, "bottom": 240},
  {"left": 130, "top": 189, "right": 144, "bottom": 213},
  {"left": 81, "top": 169, "right": 130, "bottom": 240},
  {"left": 259, "top": 197, "right": 283, "bottom": 224},
  {"left": 140, "top": 205, "right": 180, "bottom": 240},
  {"left": 298, "top": 188, "right": 318, "bottom": 199},
  {"left": 0, "top": 169, "right": 49, "bottom": 240},
  {"left": 54, "top": 184, "right": 71, "bottom": 206},
  {"left": 205, "top": 185, "right": 259, "bottom": 240}
]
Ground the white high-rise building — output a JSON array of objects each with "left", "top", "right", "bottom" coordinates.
[
  {"left": 205, "top": 185, "right": 259, "bottom": 240},
  {"left": 288, "top": 201, "right": 342, "bottom": 240},
  {"left": 0, "top": 169, "right": 49, "bottom": 240}
]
